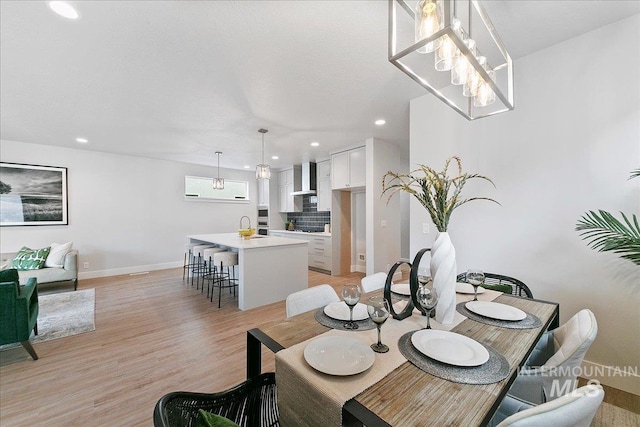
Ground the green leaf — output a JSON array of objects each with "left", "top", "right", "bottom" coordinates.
[{"left": 576, "top": 210, "right": 640, "bottom": 266}]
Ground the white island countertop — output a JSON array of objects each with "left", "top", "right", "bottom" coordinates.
[
  {"left": 188, "top": 233, "right": 309, "bottom": 310},
  {"left": 189, "top": 233, "right": 308, "bottom": 249}
]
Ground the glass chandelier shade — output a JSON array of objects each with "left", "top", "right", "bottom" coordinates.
[
  {"left": 256, "top": 128, "right": 271, "bottom": 180},
  {"left": 213, "top": 151, "right": 224, "bottom": 190},
  {"left": 390, "top": 0, "right": 514, "bottom": 120}
]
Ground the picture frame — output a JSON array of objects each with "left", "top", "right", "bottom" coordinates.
[{"left": 0, "top": 162, "right": 68, "bottom": 226}]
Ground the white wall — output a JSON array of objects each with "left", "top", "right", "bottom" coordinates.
[
  {"left": 352, "top": 191, "right": 366, "bottom": 272},
  {"left": 409, "top": 15, "right": 640, "bottom": 394},
  {"left": 1, "top": 139, "right": 258, "bottom": 278},
  {"left": 366, "top": 137, "right": 403, "bottom": 275}
]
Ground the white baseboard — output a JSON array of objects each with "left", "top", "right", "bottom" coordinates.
[
  {"left": 78, "top": 261, "right": 183, "bottom": 280},
  {"left": 350, "top": 265, "right": 366, "bottom": 273},
  {"left": 581, "top": 359, "right": 640, "bottom": 396}
]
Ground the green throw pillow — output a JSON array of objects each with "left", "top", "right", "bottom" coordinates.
[
  {"left": 196, "top": 410, "right": 240, "bottom": 427},
  {"left": 11, "top": 246, "right": 51, "bottom": 271}
]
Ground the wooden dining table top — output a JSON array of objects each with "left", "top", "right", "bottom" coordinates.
[{"left": 250, "top": 293, "right": 559, "bottom": 426}]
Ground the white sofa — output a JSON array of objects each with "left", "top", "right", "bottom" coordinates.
[{"left": 2, "top": 249, "right": 79, "bottom": 290}]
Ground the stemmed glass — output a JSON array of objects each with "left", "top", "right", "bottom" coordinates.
[
  {"left": 417, "top": 267, "right": 431, "bottom": 288},
  {"left": 466, "top": 269, "right": 485, "bottom": 301},
  {"left": 366, "top": 296, "right": 390, "bottom": 353},
  {"left": 342, "top": 284, "right": 362, "bottom": 330},
  {"left": 416, "top": 284, "right": 439, "bottom": 329}
]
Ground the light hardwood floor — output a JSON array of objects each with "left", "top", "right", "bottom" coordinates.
[{"left": 0, "top": 268, "right": 637, "bottom": 426}]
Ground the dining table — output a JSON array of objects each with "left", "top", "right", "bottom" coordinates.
[{"left": 246, "top": 288, "right": 559, "bottom": 427}]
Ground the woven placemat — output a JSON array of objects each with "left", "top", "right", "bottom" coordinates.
[
  {"left": 456, "top": 302, "right": 542, "bottom": 329},
  {"left": 398, "top": 331, "right": 510, "bottom": 385},
  {"left": 314, "top": 309, "right": 376, "bottom": 331}
]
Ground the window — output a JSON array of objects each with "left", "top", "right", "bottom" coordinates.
[{"left": 184, "top": 176, "right": 249, "bottom": 202}]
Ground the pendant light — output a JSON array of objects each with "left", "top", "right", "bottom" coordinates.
[
  {"left": 390, "top": 0, "right": 514, "bottom": 120},
  {"left": 256, "top": 128, "right": 271, "bottom": 180},
  {"left": 213, "top": 151, "right": 224, "bottom": 190}
]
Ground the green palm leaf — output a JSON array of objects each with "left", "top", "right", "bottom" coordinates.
[{"left": 576, "top": 210, "right": 640, "bottom": 265}]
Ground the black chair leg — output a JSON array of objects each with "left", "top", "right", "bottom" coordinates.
[{"left": 21, "top": 340, "right": 38, "bottom": 360}]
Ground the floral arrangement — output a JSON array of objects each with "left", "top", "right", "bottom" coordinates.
[{"left": 382, "top": 156, "right": 499, "bottom": 232}]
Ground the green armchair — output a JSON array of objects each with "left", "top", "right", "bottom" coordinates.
[{"left": 0, "top": 269, "right": 39, "bottom": 360}]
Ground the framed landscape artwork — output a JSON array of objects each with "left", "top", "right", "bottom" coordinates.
[{"left": 0, "top": 162, "right": 68, "bottom": 226}]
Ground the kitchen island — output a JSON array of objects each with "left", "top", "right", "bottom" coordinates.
[{"left": 188, "top": 233, "right": 309, "bottom": 310}]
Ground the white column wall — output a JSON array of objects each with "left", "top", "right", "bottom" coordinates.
[
  {"left": 366, "top": 137, "right": 403, "bottom": 275},
  {"left": 409, "top": 15, "right": 639, "bottom": 394},
  {"left": 1, "top": 139, "right": 258, "bottom": 278}
]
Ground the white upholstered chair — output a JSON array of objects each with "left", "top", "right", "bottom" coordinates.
[
  {"left": 285, "top": 284, "right": 340, "bottom": 318},
  {"left": 490, "top": 384, "right": 604, "bottom": 427},
  {"left": 509, "top": 309, "right": 598, "bottom": 405},
  {"left": 360, "top": 272, "right": 387, "bottom": 293}
]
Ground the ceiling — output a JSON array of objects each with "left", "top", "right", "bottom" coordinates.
[{"left": 1, "top": 1, "right": 638, "bottom": 171}]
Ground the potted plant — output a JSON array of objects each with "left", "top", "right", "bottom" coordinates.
[
  {"left": 382, "top": 156, "right": 499, "bottom": 324},
  {"left": 576, "top": 168, "right": 639, "bottom": 266}
]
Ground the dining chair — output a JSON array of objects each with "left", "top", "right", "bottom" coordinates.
[
  {"left": 153, "top": 372, "right": 279, "bottom": 427},
  {"left": 209, "top": 251, "right": 239, "bottom": 308},
  {"left": 508, "top": 309, "right": 598, "bottom": 405},
  {"left": 489, "top": 384, "right": 604, "bottom": 427},
  {"left": 182, "top": 243, "right": 199, "bottom": 281},
  {"left": 360, "top": 272, "right": 387, "bottom": 293},
  {"left": 457, "top": 272, "right": 533, "bottom": 298},
  {"left": 285, "top": 284, "right": 340, "bottom": 318}
]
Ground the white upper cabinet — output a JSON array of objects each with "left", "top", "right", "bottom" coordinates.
[
  {"left": 331, "top": 146, "right": 365, "bottom": 190},
  {"left": 278, "top": 167, "right": 302, "bottom": 212},
  {"left": 316, "top": 160, "right": 331, "bottom": 212}
]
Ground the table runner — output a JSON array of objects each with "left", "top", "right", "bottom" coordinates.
[{"left": 276, "top": 289, "right": 502, "bottom": 426}]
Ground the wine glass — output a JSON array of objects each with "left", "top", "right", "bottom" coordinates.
[
  {"left": 416, "top": 284, "right": 439, "bottom": 329},
  {"left": 342, "top": 284, "right": 362, "bottom": 330},
  {"left": 417, "top": 267, "right": 432, "bottom": 287},
  {"left": 466, "top": 269, "right": 485, "bottom": 301},
  {"left": 367, "top": 296, "right": 390, "bottom": 353}
]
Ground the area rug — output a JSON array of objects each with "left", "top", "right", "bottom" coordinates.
[{"left": 1, "top": 288, "right": 95, "bottom": 349}]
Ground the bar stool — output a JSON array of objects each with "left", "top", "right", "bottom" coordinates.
[
  {"left": 182, "top": 243, "right": 199, "bottom": 281},
  {"left": 191, "top": 245, "right": 215, "bottom": 289},
  {"left": 209, "top": 251, "right": 239, "bottom": 308},
  {"left": 202, "top": 247, "right": 225, "bottom": 295}
]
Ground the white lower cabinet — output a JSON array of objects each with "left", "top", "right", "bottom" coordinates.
[{"left": 269, "top": 231, "right": 332, "bottom": 274}]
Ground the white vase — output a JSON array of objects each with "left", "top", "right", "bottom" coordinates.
[{"left": 430, "top": 232, "right": 457, "bottom": 325}]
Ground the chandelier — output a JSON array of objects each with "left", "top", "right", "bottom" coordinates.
[
  {"left": 256, "top": 128, "right": 271, "bottom": 180},
  {"left": 389, "top": 0, "right": 514, "bottom": 120},
  {"left": 213, "top": 151, "right": 224, "bottom": 190}
]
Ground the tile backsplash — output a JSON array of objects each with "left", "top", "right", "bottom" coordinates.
[{"left": 287, "top": 195, "right": 330, "bottom": 232}]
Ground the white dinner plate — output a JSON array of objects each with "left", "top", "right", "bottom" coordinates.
[
  {"left": 465, "top": 301, "right": 527, "bottom": 321},
  {"left": 456, "top": 282, "right": 486, "bottom": 295},
  {"left": 391, "top": 283, "right": 411, "bottom": 296},
  {"left": 303, "top": 336, "right": 375, "bottom": 376},
  {"left": 411, "top": 330, "right": 489, "bottom": 367},
  {"left": 323, "top": 302, "right": 368, "bottom": 321}
]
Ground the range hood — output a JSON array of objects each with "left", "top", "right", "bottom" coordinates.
[{"left": 291, "top": 162, "right": 317, "bottom": 196}]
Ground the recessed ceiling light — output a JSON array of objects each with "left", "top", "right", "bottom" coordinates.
[
  {"left": 310, "top": 141, "right": 320, "bottom": 147},
  {"left": 76, "top": 137, "right": 88, "bottom": 143},
  {"left": 48, "top": 1, "right": 79, "bottom": 19},
  {"left": 375, "top": 119, "right": 386, "bottom": 126},
  {"left": 271, "top": 156, "right": 279, "bottom": 160},
  {"left": 243, "top": 165, "right": 251, "bottom": 169}
]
